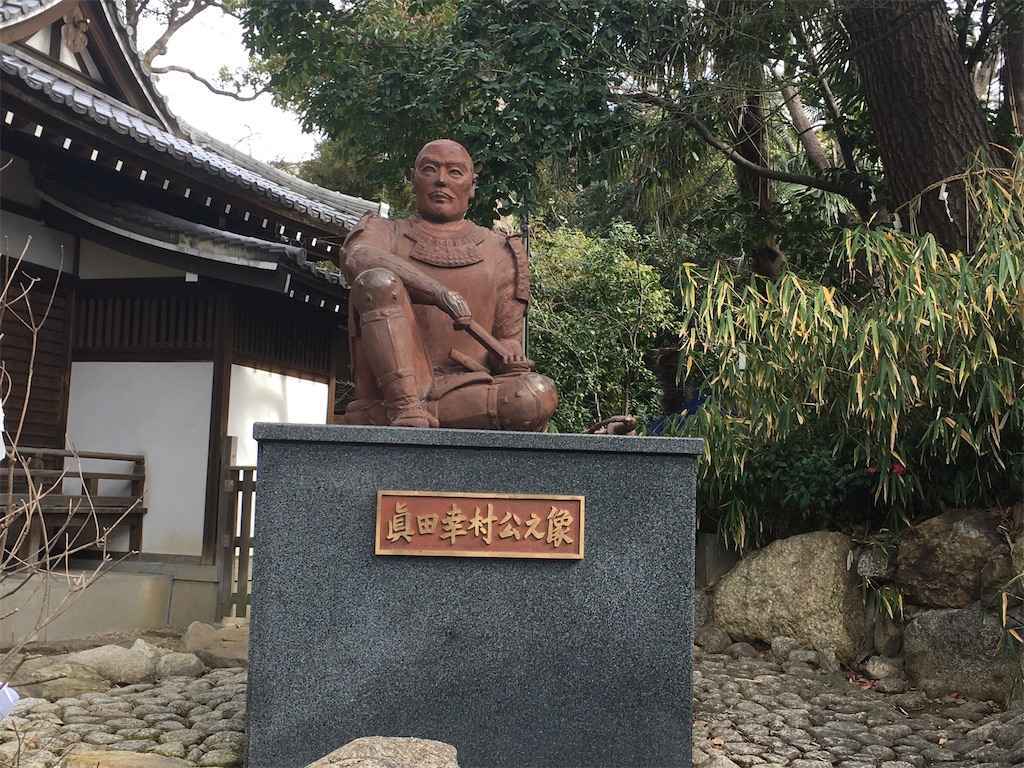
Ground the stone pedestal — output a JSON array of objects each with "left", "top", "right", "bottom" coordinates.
[{"left": 247, "top": 424, "right": 700, "bottom": 768}]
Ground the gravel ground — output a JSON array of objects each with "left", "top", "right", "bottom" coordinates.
[
  {"left": 1, "top": 668, "right": 247, "bottom": 767},
  {"left": 693, "top": 646, "right": 1024, "bottom": 767},
  {"left": 2, "top": 647, "right": 1022, "bottom": 767}
]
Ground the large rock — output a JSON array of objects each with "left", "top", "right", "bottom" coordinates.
[
  {"left": 156, "top": 651, "right": 206, "bottom": 678},
  {"left": 305, "top": 737, "right": 459, "bottom": 768},
  {"left": 694, "top": 625, "right": 732, "bottom": 653},
  {"left": 66, "top": 643, "right": 156, "bottom": 683},
  {"left": 184, "top": 622, "right": 249, "bottom": 669},
  {"left": 863, "top": 655, "right": 903, "bottom": 680},
  {"left": 13, "top": 658, "right": 111, "bottom": 698},
  {"left": 904, "top": 605, "right": 1020, "bottom": 702},
  {"left": 895, "top": 507, "right": 1013, "bottom": 608},
  {"left": 711, "top": 531, "right": 866, "bottom": 662},
  {"left": 64, "top": 751, "right": 193, "bottom": 767}
]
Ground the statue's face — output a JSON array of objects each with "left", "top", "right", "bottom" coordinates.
[{"left": 412, "top": 140, "right": 476, "bottom": 223}]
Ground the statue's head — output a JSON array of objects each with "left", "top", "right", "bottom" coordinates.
[{"left": 411, "top": 139, "right": 476, "bottom": 223}]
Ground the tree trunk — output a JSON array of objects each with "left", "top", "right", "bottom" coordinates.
[
  {"left": 734, "top": 85, "right": 785, "bottom": 279},
  {"left": 1005, "top": 3, "right": 1024, "bottom": 135},
  {"left": 843, "top": 1, "right": 992, "bottom": 252},
  {"left": 734, "top": 90, "right": 770, "bottom": 208},
  {"left": 781, "top": 84, "right": 830, "bottom": 171},
  {"left": 715, "top": 0, "right": 784, "bottom": 277}
]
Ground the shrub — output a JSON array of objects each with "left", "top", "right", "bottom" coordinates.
[{"left": 667, "top": 157, "right": 1024, "bottom": 549}]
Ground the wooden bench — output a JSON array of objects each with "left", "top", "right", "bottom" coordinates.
[{"left": 1, "top": 447, "right": 146, "bottom": 565}]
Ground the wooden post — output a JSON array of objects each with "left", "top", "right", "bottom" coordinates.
[
  {"left": 128, "top": 518, "right": 143, "bottom": 554},
  {"left": 235, "top": 467, "right": 255, "bottom": 617},
  {"left": 202, "top": 291, "right": 235, "bottom": 565},
  {"left": 326, "top": 326, "right": 346, "bottom": 424},
  {"left": 215, "top": 435, "right": 238, "bottom": 620},
  {"left": 130, "top": 457, "right": 145, "bottom": 500}
]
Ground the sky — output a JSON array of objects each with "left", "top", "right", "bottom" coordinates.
[{"left": 137, "top": 8, "right": 318, "bottom": 165}]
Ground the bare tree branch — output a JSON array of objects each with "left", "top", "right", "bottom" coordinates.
[
  {"left": 793, "top": 20, "right": 860, "bottom": 177},
  {"left": 150, "top": 64, "right": 269, "bottom": 101},
  {"left": 125, "top": 0, "right": 152, "bottom": 30},
  {"left": 208, "top": 1, "right": 242, "bottom": 20},
  {"left": 967, "top": 0, "right": 996, "bottom": 70},
  {"left": 619, "top": 90, "right": 856, "bottom": 199},
  {"left": 142, "top": 1, "right": 210, "bottom": 68},
  {"left": 780, "top": 83, "right": 831, "bottom": 171},
  {"left": 958, "top": 0, "right": 980, "bottom": 54}
]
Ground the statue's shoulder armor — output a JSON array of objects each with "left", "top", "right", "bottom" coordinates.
[
  {"left": 504, "top": 232, "right": 530, "bottom": 303},
  {"left": 343, "top": 213, "right": 396, "bottom": 250}
]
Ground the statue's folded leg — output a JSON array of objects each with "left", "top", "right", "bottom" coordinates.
[
  {"left": 435, "top": 372, "right": 558, "bottom": 432},
  {"left": 347, "top": 267, "right": 436, "bottom": 428}
]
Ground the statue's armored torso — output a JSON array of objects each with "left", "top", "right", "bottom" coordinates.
[{"left": 347, "top": 214, "right": 528, "bottom": 373}]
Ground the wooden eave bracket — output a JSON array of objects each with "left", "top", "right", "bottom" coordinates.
[{"left": 0, "top": 0, "right": 76, "bottom": 46}]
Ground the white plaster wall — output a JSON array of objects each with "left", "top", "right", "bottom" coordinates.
[
  {"left": 2, "top": 153, "right": 72, "bottom": 272},
  {"left": 66, "top": 362, "right": 214, "bottom": 556},
  {"left": 79, "top": 239, "right": 184, "bottom": 279},
  {"left": 227, "top": 365, "right": 328, "bottom": 466},
  {"left": 24, "top": 27, "right": 49, "bottom": 55},
  {"left": 0, "top": 209, "right": 75, "bottom": 272}
]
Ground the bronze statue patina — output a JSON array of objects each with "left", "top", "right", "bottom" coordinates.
[{"left": 340, "top": 139, "right": 558, "bottom": 430}]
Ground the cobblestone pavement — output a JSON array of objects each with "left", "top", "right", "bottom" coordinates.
[
  {"left": 3, "top": 650, "right": 1023, "bottom": 767},
  {"left": 1, "top": 668, "right": 247, "bottom": 767},
  {"left": 693, "top": 646, "right": 1024, "bottom": 768}
]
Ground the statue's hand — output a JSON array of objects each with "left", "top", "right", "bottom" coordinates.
[
  {"left": 438, "top": 289, "right": 472, "bottom": 327},
  {"left": 496, "top": 353, "right": 535, "bottom": 374}
]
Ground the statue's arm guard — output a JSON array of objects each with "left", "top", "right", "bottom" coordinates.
[
  {"left": 492, "top": 234, "right": 530, "bottom": 356},
  {"left": 507, "top": 233, "right": 530, "bottom": 304}
]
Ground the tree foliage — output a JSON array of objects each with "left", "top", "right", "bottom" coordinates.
[
  {"left": 528, "top": 223, "right": 677, "bottom": 433},
  {"left": 244, "top": 0, "right": 1021, "bottom": 242}
]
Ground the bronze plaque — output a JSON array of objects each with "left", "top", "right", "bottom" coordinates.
[{"left": 375, "top": 490, "right": 585, "bottom": 559}]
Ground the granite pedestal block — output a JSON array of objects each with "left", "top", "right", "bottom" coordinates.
[{"left": 247, "top": 424, "right": 701, "bottom": 768}]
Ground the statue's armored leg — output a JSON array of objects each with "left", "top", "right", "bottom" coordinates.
[
  {"left": 435, "top": 373, "right": 558, "bottom": 431},
  {"left": 350, "top": 267, "right": 436, "bottom": 428}
]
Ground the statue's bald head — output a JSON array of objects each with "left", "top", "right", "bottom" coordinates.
[
  {"left": 411, "top": 139, "right": 477, "bottom": 223},
  {"left": 415, "top": 138, "right": 473, "bottom": 168}
]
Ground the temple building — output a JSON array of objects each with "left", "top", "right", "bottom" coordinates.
[{"left": 0, "top": 0, "right": 382, "bottom": 635}]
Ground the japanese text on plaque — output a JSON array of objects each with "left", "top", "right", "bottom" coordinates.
[{"left": 375, "top": 491, "right": 585, "bottom": 559}]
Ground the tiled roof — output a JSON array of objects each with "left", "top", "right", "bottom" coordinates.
[
  {"left": 1, "top": 44, "right": 382, "bottom": 231},
  {"left": 41, "top": 185, "right": 346, "bottom": 288},
  {"left": 0, "top": 0, "right": 62, "bottom": 26}
]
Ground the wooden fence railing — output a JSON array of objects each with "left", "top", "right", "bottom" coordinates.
[
  {"left": 216, "top": 446, "right": 256, "bottom": 619},
  {"left": 0, "top": 447, "right": 147, "bottom": 565}
]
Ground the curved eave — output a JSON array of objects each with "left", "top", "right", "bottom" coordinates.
[
  {"left": 96, "top": 0, "right": 176, "bottom": 132},
  {"left": 0, "top": 0, "right": 73, "bottom": 45},
  {"left": 41, "top": 191, "right": 281, "bottom": 272},
  {"left": 1, "top": 46, "right": 375, "bottom": 233}
]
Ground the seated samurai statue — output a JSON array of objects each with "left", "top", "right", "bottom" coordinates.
[{"left": 339, "top": 139, "right": 558, "bottom": 430}]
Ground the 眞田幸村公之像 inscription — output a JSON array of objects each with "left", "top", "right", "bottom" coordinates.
[{"left": 375, "top": 491, "right": 584, "bottom": 559}]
